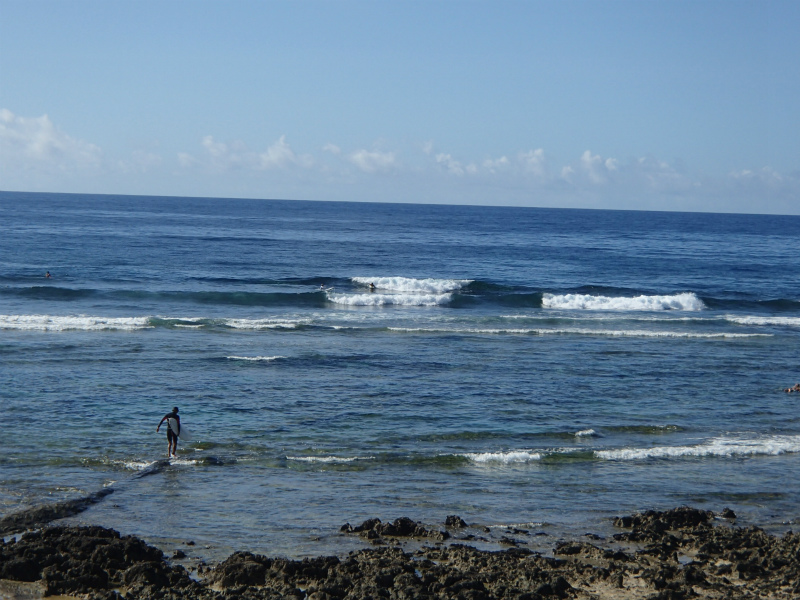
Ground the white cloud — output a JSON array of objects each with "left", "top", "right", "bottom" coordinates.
[
  {"left": 202, "top": 135, "right": 232, "bottom": 158},
  {"left": 435, "top": 153, "right": 464, "bottom": 176},
  {"left": 2, "top": 110, "right": 794, "bottom": 214},
  {"left": 730, "top": 166, "right": 783, "bottom": 184},
  {"left": 183, "top": 134, "right": 313, "bottom": 171},
  {"left": 579, "top": 150, "right": 608, "bottom": 183},
  {"left": 556, "top": 150, "right": 624, "bottom": 185},
  {"left": 349, "top": 149, "right": 396, "bottom": 173},
  {"left": 519, "top": 148, "right": 546, "bottom": 177},
  {"left": 258, "top": 135, "right": 313, "bottom": 169},
  {"left": 482, "top": 156, "right": 509, "bottom": 173},
  {"left": 0, "top": 108, "right": 101, "bottom": 169},
  {"left": 630, "top": 155, "right": 692, "bottom": 192}
]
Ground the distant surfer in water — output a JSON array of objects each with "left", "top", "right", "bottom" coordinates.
[
  {"left": 785, "top": 383, "right": 800, "bottom": 393},
  {"left": 156, "top": 407, "right": 181, "bottom": 457},
  {"left": 45, "top": 271, "right": 51, "bottom": 278}
]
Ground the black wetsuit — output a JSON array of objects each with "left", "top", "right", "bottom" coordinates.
[{"left": 163, "top": 412, "right": 180, "bottom": 443}]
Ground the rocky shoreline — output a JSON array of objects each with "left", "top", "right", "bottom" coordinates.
[{"left": 1, "top": 507, "right": 798, "bottom": 599}]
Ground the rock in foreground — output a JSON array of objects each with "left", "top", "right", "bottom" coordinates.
[{"left": 1, "top": 507, "right": 799, "bottom": 599}]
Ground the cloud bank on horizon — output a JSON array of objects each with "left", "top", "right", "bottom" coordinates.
[{"left": 0, "top": 1, "right": 798, "bottom": 214}]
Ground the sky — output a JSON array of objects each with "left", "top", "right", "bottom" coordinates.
[{"left": 1, "top": 0, "right": 798, "bottom": 214}]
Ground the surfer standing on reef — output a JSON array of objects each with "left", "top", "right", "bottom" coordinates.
[{"left": 156, "top": 407, "right": 181, "bottom": 457}]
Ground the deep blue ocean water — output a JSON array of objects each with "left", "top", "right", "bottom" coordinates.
[{"left": 1, "top": 191, "right": 799, "bottom": 560}]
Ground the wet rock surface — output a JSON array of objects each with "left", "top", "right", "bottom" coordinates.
[
  {"left": 340, "top": 516, "right": 450, "bottom": 542},
  {"left": 1, "top": 507, "right": 798, "bottom": 599},
  {"left": 0, "top": 489, "right": 115, "bottom": 538}
]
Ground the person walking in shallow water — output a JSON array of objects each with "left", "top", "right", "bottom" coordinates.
[{"left": 156, "top": 407, "right": 181, "bottom": 457}]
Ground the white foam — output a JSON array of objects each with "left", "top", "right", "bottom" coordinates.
[
  {"left": 286, "top": 455, "right": 375, "bottom": 464},
  {"left": 226, "top": 355, "right": 285, "bottom": 362},
  {"left": 462, "top": 450, "right": 542, "bottom": 464},
  {"left": 0, "top": 314, "right": 152, "bottom": 331},
  {"left": 726, "top": 316, "right": 800, "bottom": 327},
  {"left": 116, "top": 460, "right": 158, "bottom": 471},
  {"left": 388, "top": 326, "right": 767, "bottom": 339},
  {"left": 352, "top": 276, "right": 471, "bottom": 293},
  {"left": 501, "top": 313, "right": 709, "bottom": 323},
  {"left": 487, "top": 522, "right": 544, "bottom": 529},
  {"left": 169, "top": 458, "right": 200, "bottom": 466},
  {"left": 222, "top": 318, "right": 307, "bottom": 329},
  {"left": 542, "top": 292, "right": 705, "bottom": 311},
  {"left": 575, "top": 429, "right": 598, "bottom": 437},
  {"left": 327, "top": 292, "right": 452, "bottom": 307},
  {"left": 596, "top": 435, "right": 800, "bottom": 461}
]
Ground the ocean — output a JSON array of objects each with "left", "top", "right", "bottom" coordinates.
[{"left": 1, "top": 191, "right": 799, "bottom": 560}]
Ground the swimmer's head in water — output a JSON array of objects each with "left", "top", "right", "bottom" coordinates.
[{"left": 173, "top": 407, "right": 179, "bottom": 413}]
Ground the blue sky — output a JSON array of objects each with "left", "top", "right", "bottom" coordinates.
[{"left": 1, "top": 0, "right": 798, "bottom": 214}]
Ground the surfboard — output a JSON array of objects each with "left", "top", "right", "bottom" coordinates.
[{"left": 168, "top": 418, "right": 192, "bottom": 441}]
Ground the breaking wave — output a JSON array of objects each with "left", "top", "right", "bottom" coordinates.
[
  {"left": 321, "top": 276, "right": 472, "bottom": 307},
  {"left": 542, "top": 292, "right": 705, "bottom": 311},
  {"left": 327, "top": 292, "right": 452, "bottom": 307},
  {"left": 726, "top": 316, "right": 800, "bottom": 327},
  {"left": 286, "top": 455, "right": 376, "bottom": 464},
  {"left": 388, "top": 326, "right": 767, "bottom": 339},
  {"left": 461, "top": 450, "right": 542, "bottom": 464},
  {"left": 221, "top": 318, "right": 307, "bottom": 329},
  {"left": 0, "top": 314, "right": 151, "bottom": 331},
  {"left": 226, "top": 355, "right": 285, "bottom": 362},
  {"left": 351, "top": 277, "right": 472, "bottom": 293},
  {"left": 596, "top": 435, "right": 800, "bottom": 461},
  {"left": 575, "top": 429, "right": 599, "bottom": 438},
  {"left": 0, "top": 315, "right": 310, "bottom": 332}
]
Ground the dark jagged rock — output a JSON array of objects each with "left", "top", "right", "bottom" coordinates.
[
  {"left": 340, "top": 516, "right": 450, "bottom": 542},
  {"left": 0, "top": 525, "right": 196, "bottom": 597},
  {"left": 1, "top": 508, "right": 799, "bottom": 599},
  {"left": 446, "top": 515, "right": 469, "bottom": 528},
  {"left": 613, "top": 505, "right": 714, "bottom": 533}
]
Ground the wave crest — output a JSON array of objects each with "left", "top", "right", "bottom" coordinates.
[
  {"left": 352, "top": 277, "right": 471, "bottom": 293},
  {"left": 222, "top": 318, "right": 306, "bottom": 329},
  {"left": 727, "top": 316, "right": 800, "bottom": 327},
  {"left": 461, "top": 450, "right": 542, "bottom": 464},
  {"left": 596, "top": 435, "right": 800, "bottom": 461},
  {"left": 542, "top": 292, "right": 705, "bottom": 311},
  {"left": 0, "top": 314, "right": 151, "bottom": 331},
  {"left": 388, "top": 326, "right": 766, "bottom": 339},
  {"left": 327, "top": 292, "right": 452, "bottom": 307},
  {"left": 286, "top": 455, "right": 375, "bottom": 464},
  {"left": 575, "top": 429, "right": 599, "bottom": 437}
]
